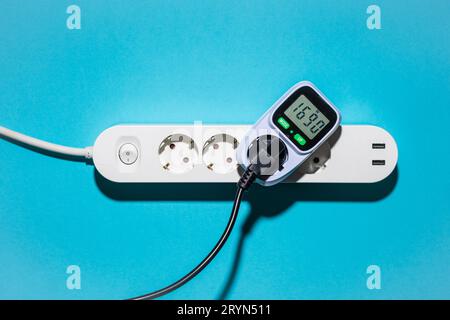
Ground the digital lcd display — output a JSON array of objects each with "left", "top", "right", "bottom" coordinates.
[{"left": 284, "top": 95, "right": 330, "bottom": 140}]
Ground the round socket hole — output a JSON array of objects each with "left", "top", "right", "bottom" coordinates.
[
  {"left": 202, "top": 134, "right": 239, "bottom": 174},
  {"left": 159, "top": 134, "right": 199, "bottom": 174}
]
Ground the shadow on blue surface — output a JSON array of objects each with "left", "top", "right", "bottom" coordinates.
[
  {"left": 218, "top": 169, "right": 398, "bottom": 299},
  {"left": 94, "top": 168, "right": 398, "bottom": 203},
  {"left": 95, "top": 167, "right": 398, "bottom": 299}
]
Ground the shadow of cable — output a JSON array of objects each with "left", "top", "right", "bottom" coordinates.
[
  {"left": 218, "top": 167, "right": 399, "bottom": 299},
  {"left": 94, "top": 166, "right": 398, "bottom": 299}
]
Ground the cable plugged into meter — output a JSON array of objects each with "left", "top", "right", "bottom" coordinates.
[
  {"left": 133, "top": 135, "right": 288, "bottom": 300},
  {"left": 135, "top": 81, "right": 342, "bottom": 298}
]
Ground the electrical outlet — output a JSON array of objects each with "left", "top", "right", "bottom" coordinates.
[
  {"left": 298, "top": 142, "right": 331, "bottom": 174},
  {"left": 158, "top": 134, "right": 199, "bottom": 174},
  {"left": 202, "top": 134, "right": 239, "bottom": 174}
]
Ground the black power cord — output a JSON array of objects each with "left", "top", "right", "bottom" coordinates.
[
  {"left": 132, "top": 135, "right": 286, "bottom": 300},
  {"left": 132, "top": 166, "right": 258, "bottom": 300}
]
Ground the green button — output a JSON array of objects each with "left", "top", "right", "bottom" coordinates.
[
  {"left": 277, "top": 116, "right": 290, "bottom": 129},
  {"left": 294, "top": 133, "right": 306, "bottom": 146}
]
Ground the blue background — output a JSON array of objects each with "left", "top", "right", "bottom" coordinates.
[{"left": 1, "top": 0, "right": 449, "bottom": 299}]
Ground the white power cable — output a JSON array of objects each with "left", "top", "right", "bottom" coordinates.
[{"left": 0, "top": 126, "right": 93, "bottom": 161}]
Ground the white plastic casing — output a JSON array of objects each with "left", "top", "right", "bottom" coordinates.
[
  {"left": 236, "top": 81, "right": 341, "bottom": 186},
  {"left": 93, "top": 124, "right": 398, "bottom": 184}
]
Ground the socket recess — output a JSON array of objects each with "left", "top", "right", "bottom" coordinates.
[
  {"left": 202, "top": 134, "right": 239, "bottom": 174},
  {"left": 158, "top": 134, "right": 199, "bottom": 174},
  {"left": 298, "top": 142, "right": 331, "bottom": 174}
]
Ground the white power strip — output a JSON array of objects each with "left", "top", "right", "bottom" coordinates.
[{"left": 93, "top": 124, "right": 398, "bottom": 184}]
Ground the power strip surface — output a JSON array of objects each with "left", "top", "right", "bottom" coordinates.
[{"left": 93, "top": 125, "right": 398, "bottom": 183}]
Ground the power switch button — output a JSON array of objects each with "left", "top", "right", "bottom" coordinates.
[{"left": 119, "top": 143, "right": 138, "bottom": 165}]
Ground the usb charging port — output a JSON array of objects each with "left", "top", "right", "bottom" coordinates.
[
  {"left": 372, "top": 143, "right": 386, "bottom": 149},
  {"left": 372, "top": 160, "right": 385, "bottom": 166}
]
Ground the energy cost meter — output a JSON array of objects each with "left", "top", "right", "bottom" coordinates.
[{"left": 237, "top": 81, "right": 341, "bottom": 186}]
